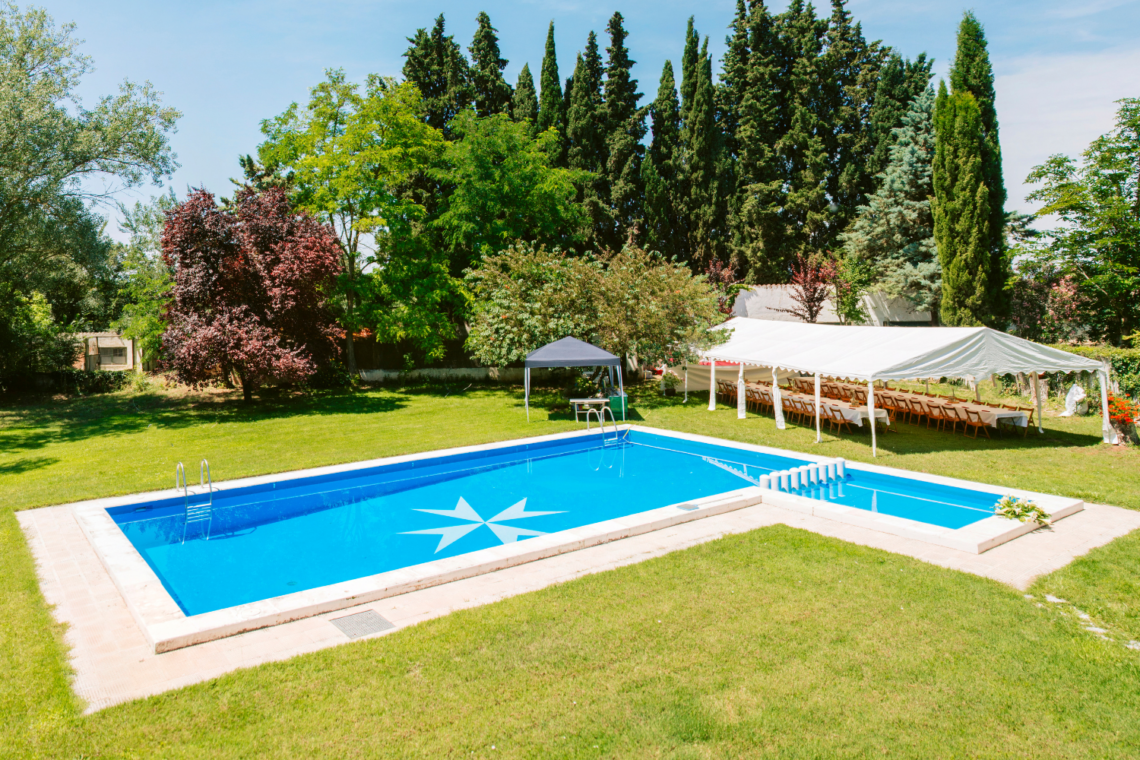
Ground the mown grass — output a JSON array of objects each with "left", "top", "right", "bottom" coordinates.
[{"left": 2, "top": 381, "right": 1138, "bottom": 758}]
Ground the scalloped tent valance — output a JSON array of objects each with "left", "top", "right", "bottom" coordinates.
[{"left": 701, "top": 318, "right": 1102, "bottom": 382}]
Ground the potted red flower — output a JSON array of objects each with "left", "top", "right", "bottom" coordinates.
[{"left": 1106, "top": 394, "right": 1139, "bottom": 445}]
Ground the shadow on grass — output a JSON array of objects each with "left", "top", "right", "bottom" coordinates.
[
  {"left": 0, "top": 387, "right": 411, "bottom": 455},
  {"left": 0, "top": 456, "right": 60, "bottom": 477}
]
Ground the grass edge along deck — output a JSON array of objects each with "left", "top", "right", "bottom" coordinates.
[{"left": 66, "top": 425, "right": 1082, "bottom": 653}]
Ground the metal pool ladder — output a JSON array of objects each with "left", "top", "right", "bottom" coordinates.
[
  {"left": 585, "top": 407, "right": 620, "bottom": 446},
  {"left": 179, "top": 459, "right": 215, "bottom": 543}
]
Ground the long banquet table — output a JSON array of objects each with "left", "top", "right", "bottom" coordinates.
[
  {"left": 792, "top": 378, "right": 1029, "bottom": 429},
  {"left": 747, "top": 383, "right": 889, "bottom": 428}
]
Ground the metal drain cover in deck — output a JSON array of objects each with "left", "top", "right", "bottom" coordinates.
[{"left": 329, "top": 610, "right": 395, "bottom": 639}]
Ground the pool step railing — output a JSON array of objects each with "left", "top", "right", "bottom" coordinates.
[
  {"left": 758, "top": 458, "right": 847, "bottom": 493},
  {"left": 585, "top": 407, "right": 621, "bottom": 446},
  {"left": 179, "top": 459, "right": 215, "bottom": 543}
]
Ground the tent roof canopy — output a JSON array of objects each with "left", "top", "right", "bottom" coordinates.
[
  {"left": 701, "top": 318, "right": 1102, "bottom": 382},
  {"left": 525, "top": 336, "right": 621, "bottom": 368}
]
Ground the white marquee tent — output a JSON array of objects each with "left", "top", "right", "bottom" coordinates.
[{"left": 697, "top": 318, "right": 1115, "bottom": 455}]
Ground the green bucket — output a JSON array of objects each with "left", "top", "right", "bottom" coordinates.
[{"left": 608, "top": 393, "right": 628, "bottom": 417}]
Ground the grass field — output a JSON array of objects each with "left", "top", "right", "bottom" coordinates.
[{"left": 2, "top": 381, "right": 1138, "bottom": 758}]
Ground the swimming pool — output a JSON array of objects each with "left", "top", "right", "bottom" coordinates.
[{"left": 109, "top": 429, "right": 1004, "bottom": 617}]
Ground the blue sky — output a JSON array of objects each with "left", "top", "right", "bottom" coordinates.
[{"left": 46, "top": 0, "right": 1140, "bottom": 238}]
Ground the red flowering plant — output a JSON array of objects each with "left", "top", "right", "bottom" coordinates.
[{"left": 1107, "top": 394, "right": 1138, "bottom": 426}]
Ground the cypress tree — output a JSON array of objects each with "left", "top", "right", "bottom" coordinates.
[
  {"left": 566, "top": 34, "right": 609, "bottom": 247},
  {"left": 686, "top": 38, "right": 724, "bottom": 268},
  {"left": 718, "top": 0, "right": 750, "bottom": 167},
  {"left": 866, "top": 52, "right": 932, "bottom": 182},
  {"left": 949, "top": 11, "right": 1007, "bottom": 321},
  {"left": 732, "top": 0, "right": 784, "bottom": 281},
  {"left": 679, "top": 18, "right": 700, "bottom": 127},
  {"left": 603, "top": 12, "right": 645, "bottom": 248},
  {"left": 776, "top": 0, "right": 831, "bottom": 262},
  {"left": 402, "top": 14, "right": 471, "bottom": 138},
  {"left": 537, "top": 21, "right": 565, "bottom": 159},
  {"left": 933, "top": 82, "right": 991, "bottom": 326},
  {"left": 841, "top": 88, "right": 939, "bottom": 321},
  {"left": 468, "top": 11, "right": 512, "bottom": 118},
  {"left": 643, "top": 60, "right": 686, "bottom": 260},
  {"left": 822, "top": 0, "right": 887, "bottom": 238},
  {"left": 512, "top": 64, "right": 539, "bottom": 129}
]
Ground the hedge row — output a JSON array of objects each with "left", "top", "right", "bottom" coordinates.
[{"left": 1050, "top": 344, "right": 1140, "bottom": 398}]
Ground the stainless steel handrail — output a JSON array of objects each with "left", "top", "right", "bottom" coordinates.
[
  {"left": 200, "top": 459, "right": 213, "bottom": 506},
  {"left": 175, "top": 462, "right": 188, "bottom": 511}
]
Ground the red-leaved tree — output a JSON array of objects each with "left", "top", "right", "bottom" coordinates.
[
  {"left": 774, "top": 253, "right": 833, "bottom": 323},
  {"left": 162, "top": 188, "right": 343, "bottom": 401}
]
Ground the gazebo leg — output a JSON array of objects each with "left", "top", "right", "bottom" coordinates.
[
  {"left": 868, "top": 380, "right": 877, "bottom": 457},
  {"left": 814, "top": 373, "right": 821, "bottom": 443},
  {"left": 737, "top": 364, "right": 746, "bottom": 420},
  {"left": 708, "top": 361, "right": 716, "bottom": 411},
  {"left": 1031, "top": 372, "right": 1043, "bottom": 434}
]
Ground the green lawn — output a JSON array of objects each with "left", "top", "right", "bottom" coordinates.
[{"left": 2, "top": 381, "right": 1139, "bottom": 758}]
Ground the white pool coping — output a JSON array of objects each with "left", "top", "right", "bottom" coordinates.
[{"left": 70, "top": 425, "right": 1082, "bottom": 653}]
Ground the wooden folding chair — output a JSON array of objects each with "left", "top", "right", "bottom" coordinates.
[
  {"left": 826, "top": 405, "right": 853, "bottom": 434},
  {"left": 907, "top": 398, "right": 928, "bottom": 426},
  {"left": 853, "top": 388, "right": 868, "bottom": 404},
  {"left": 941, "top": 404, "right": 963, "bottom": 434},
  {"left": 925, "top": 402, "right": 946, "bottom": 431},
  {"left": 963, "top": 408, "right": 991, "bottom": 438},
  {"left": 1021, "top": 406, "right": 1034, "bottom": 437},
  {"left": 758, "top": 388, "right": 774, "bottom": 415}
]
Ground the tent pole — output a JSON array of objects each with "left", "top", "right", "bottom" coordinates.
[
  {"left": 868, "top": 379, "right": 877, "bottom": 457},
  {"left": 1099, "top": 369, "right": 1116, "bottom": 444},
  {"left": 618, "top": 364, "right": 625, "bottom": 421},
  {"left": 737, "top": 363, "right": 746, "bottom": 420},
  {"left": 925, "top": 379, "right": 929, "bottom": 394},
  {"left": 772, "top": 367, "right": 785, "bottom": 430},
  {"left": 814, "top": 373, "right": 821, "bottom": 443},
  {"left": 684, "top": 365, "right": 688, "bottom": 403},
  {"left": 1031, "top": 371, "right": 1043, "bottom": 434},
  {"left": 525, "top": 367, "right": 530, "bottom": 422},
  {"left": 708, "top": 360, "right": 717, "bottom": 411}
]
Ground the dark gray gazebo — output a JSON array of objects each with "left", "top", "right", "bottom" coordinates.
[{"left": 524, "top": 337, "right": 624, "bottom": 421}]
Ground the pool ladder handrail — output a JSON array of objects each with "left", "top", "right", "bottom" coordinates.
[
  {"left": 179, "top": 459, "right": 215, "bottom": 543},
  {"left": 585, "top": 406, "right": 620, "bottom": 446}
]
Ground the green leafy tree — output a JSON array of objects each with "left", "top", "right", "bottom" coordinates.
[
  {"left": 536, "top": 22, "right": 565, "bottom": 162},
  {"left": 685, "top": 37, "right": 725, "bottom": 268},
  {"left": 258, "top": 71, "right": 445, "bottom": 372},
  {"left": 842, "top": 88, "right": 940, "bottom": 319},
  {"left": 112, "top": 193, "right": 177, "bottom": 368},
  {"left": 0, "top": 5, "right": 178, "bottom": 380},
  {"left": 402, "top": 14, "right": 471, "bottom": 139},
  {"left": 468, "top": 12, "right": 512, "bottom": 118},
  {"left": 465, "top": 243, "right": 723, "bottom": 370},
  {"left": 511, "top": 63, "right": 538, "bottom": 129},
  {"left": 933, "top": 84, "right": 992, "bottom": 326},
  {"left": 947, "top": 11, "right": 1008, "bottom": 321},
  {"left": 434, "top": 112, "right": 589, "bottom": 273},
  {"left": 1023, "top": 98, "right": 1140, "bottom": 345}
]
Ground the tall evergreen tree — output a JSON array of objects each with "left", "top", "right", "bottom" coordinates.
[
  {"left": 537, "top": 22, "right": 565, "bottom": 158},
  {"left": 866, "top": 52, "right": 933, "bottom": 181},
  {"left": 603, "top": 12, "right": 645, "bottom": 248},
  {"left": 775, "top": 0, "right": 831, "bottom": 261},
  {"left": 468, "top": 12, "right": 512, "bottom": 118},
  {"left": 686, "top": 38, "right": 724, "bottom": 267},
  {"left": 731, "top": 0, "right": 785, "bottom": 281},
  {"left": 679, "top": 18, "right": 700, "bottom": 127},
  {"left": 643, "top": 60, "right": 686, "bottom": 260},
  {"left": 512, "top": 64, "right": 539, "bottom": 129},
  {"left": 402, "top": 15, "right": 471, "bottom": 138},
  {"left": 933, "top": 83, "right": 992, "bottom": 326},
  {"left": 841, "top": 88, "right": 939, "bottom": 321},
  {"left": 566, "top": 33, "right": 609, "bottom": 247},
  {"left": 718, "top": 0, "right": 751, "bottom": 167},
  {"left": 822, "top": 0, "right": 887, "bottom": 238},
  {"left": 949, "top": 11, "right": 1007, "bottom": 321}
]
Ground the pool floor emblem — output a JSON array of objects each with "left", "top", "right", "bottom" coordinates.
[{"left": 402, "top": 497, "right": 564, "bottom": 552}]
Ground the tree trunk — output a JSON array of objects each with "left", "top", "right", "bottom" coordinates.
[
  {"left": 344, "top": 288, "right": 358, "bottom": 376},
  {"left": 241, "top": 377, "right": 254, "bottom": 402}
]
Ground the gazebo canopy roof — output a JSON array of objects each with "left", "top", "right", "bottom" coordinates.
[
  {"left": 524, "top": 337, "right": 621, "bottom": 368},
  {"left": 701, "top": 318, "right": 1102, "bottom": 382}
]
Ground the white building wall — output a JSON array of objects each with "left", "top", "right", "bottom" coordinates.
[{"left": 731, "top": 285, "right": 930, "bottom": 326}]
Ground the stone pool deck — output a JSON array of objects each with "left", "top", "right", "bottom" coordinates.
[{"left": 18, "top": 499, "right": 1140, "bottom": 714}]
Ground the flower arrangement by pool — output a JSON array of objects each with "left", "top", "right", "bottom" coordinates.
[{"left": 995, "top": 496, "right": 1051, "bottom": 526}]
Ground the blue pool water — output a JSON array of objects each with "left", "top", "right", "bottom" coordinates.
[{"left": 110, "top": 431, "right": 1002, "bottom": 616}]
